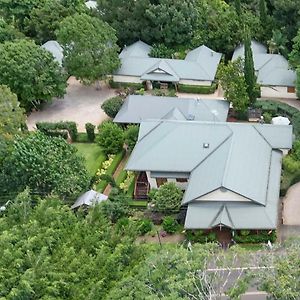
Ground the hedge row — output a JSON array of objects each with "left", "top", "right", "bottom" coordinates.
[
  {"left": 177, "top": 83, "right": 217, "bottom": 94},
  {"left": 96, "top": 150, "right": 126, "bottom": 192},
  {"left": 109, "top": 79, "right": 144, "bottom": 90},
  {"left": 185, "top": 230, "right": 217, "bottom": 243},
  {"left": 36, "top": 121, "right": 78, "bottom": 142},
  {"left": 233, "top": 230, "right": 276, "bottom": 243}
]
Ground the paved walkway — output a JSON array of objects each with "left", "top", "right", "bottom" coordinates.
[
  {"left": 27, "top": 77, "right": 115, "bottom": 132},
  {"left": 282, "top": 183, "right": 300, "bottom": 225}
]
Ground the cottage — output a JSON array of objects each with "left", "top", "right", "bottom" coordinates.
[
  {"left": 113, "top": 41, "right": 222, "bottom": 89},
  {"left": 126, "top": 120, "right": 292, "bottom": 230},
  {"left": 232, "top": 40, "right": 297, "bottom": 99},
  {"left": 113, "top": 95, "right": 229, "bottom": 124}
]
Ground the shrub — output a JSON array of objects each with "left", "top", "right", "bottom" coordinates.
[
  {"left": 85, "top": 123, "right": 95, "bottom": 142},
  {"left": 137, "top": 218, "right": 153, "bottom": 235},
  {"left": 162, "top": 216, "right": 178, "bottom": 234},
  {"left": 108, "top": 80, "right": 144, "bottom": 90},
  {"left": 36, "top": 121, "right": 78, "bottom": 142},
  {"left": 185, "top": 230, "right": 206, "bottom": 243},
  {"left": 233, "top": 230, "right": 276, "bottom": 243},
  {"left": 240, "top": 229, "right": 250, "bottom": 236},
  {"left": 125, "top": 125, "right": 139, "bottom": 152},
  {"left": 101, "top": 96, "right": 124, "bottom": 118},
  {"left": 98, "top": 121, "right": 124, "bottom": 155},
  {"left": 178, "top": 83, "right": 217, "bottom": 94},
  {"left": 263, "top": 112, "right": 272, "bottom": 124},
  {"left": 207, "top": 232, "right": 217, "bottom": 242},
  {"left": 134, "top": 88, "right": 145, "bottom": 95},
  {"left": 152, "top": 182, "right": 183, "bottom": 213}
]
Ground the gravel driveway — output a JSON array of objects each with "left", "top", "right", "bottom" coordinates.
[{"left": 27, "top": 77, "right": 116, "bottom": 132}]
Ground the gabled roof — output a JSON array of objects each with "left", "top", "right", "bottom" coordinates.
[
  {"left": 85, "top": 0, "right": 97, "bottom": 9},
  {"left": 41, "top": 40, "right": 63, "bottom": 66},
  {"left": 119, "top": 40, "right": 152, "bottom": 59},
  {"left": 115, "top": 41, "right": 222, "bottom": 82},
  {"left": 126, "top": 120, "right": 293, "bottom": 229},
  {"left": 113, "top": 95, "right": 229, "bottom": 124},
  {"left": 232, "top": 40, "right": 296, "bottom": 87},
  {"left": 71, "top": 190, "right": 107, "bottom": 209}
]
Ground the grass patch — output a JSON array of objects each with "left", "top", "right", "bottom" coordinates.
[
  {"left": 129, "top": 200, "right": 148, "bottom": 208},
  {"left": 96, "top": 150, "right": 125, "bottom": 192},
  {"left": 73, "top": 143, "right": 106, "bottom": 176},
  {"left": 76, "top": 133, "right": 89, "bottom": 143},
  {"left": 126, "top": 175, "right": 136, "bottom": 197}
]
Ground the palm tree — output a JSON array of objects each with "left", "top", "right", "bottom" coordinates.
[{"left": 267, "top": 30, "right": 288, "bottom": 56}]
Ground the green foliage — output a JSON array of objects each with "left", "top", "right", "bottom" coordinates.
[
  {"left": 152, "top": 182, "right": 183, "bottom": 213},
  {"left": 98, "top": 121, "right": 124, "bottom": 155},
  {"left": 56, "top": 13, "right": 120, "bottom": 84},
  {"left": 0, "top": 132, "right": 89, "bottom": 198},
  {"left": 108, "top": 80, "right": 144, "bottom": 90},
  {"left": 193, "top": 0, "right": 261, "bottom": 57},
  {"left": 85, "top": 122, "right": 95, "bottom": 142},
  {"left": 268, "top": 29, "right": 288, "bottom": 56},
  {"left": 137, "top": 218, "right": 153, "bottom": 235},
  {"left": 263, "top": 112, "right": 272, "bottom": 124},
  {"left": 100, "top": 188, "right": 130, "bottom": 223},
  {"left": 178, "top": 83, "right": 217, "bottom": 94},
  {"left": 0, "top": 194, "right": 143, "bottom": 299},
  {"left": 149, "top": 43, "right": 175, "bottom": 58},
  {"left": 0, "top": 19, "right": 24, "bottom": 43},
  {"left": 0, "top": 39, "right": 67, "bottom": 111},
  {"left": 297, "top": 68, "right": 300, "bottom": 99},
  {"left": 23, "top": 0, "right": 85, "bottom": 44},
  {"left": 233, "top": 230, "right": 276, "bottom": 243},
  {"left": 244, "top": 32, "right": 257, "bottom": 106},
  {"left": 125, "top": 125, "right": 139, "bottom": 152},
  {"left": 234, "top": 0, "right": 242, "bottom": 16},
  {"left": 96, "top": 150, "right": 125, "bottom": 192},
  {"left": 218, "top": 59, "right": 249, "bottom": 112},
  {"left": 162, "top": 216, "right": 179, "bottom": 234},
  {"left": 36, "top": 121, "right": 78, "bottom": 142},
  {"left": 290, "top": 29, "right": 300, "bottom": 68},
  {"left": 185, "top": 230, "right": 217, "bottom": 243},
  {"left": 151, "top": 88, "right": 177, "bottom": 97},
  {"left": 101, "top": 96, "right": 124, "bottom": 118}
]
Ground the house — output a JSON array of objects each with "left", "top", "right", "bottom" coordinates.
[
  {"left": 232, "top": 40, "right": 297, "bottom": 99},
  {"left": 113, "top": 95, "right": 229, "bottom": 124},
  {"left": 126, "top": 120, "right": 292, "bottom": 230},
  {"left": 113, "top": 41, "right": 222, "bottom": 89},
  {"left": 41, "top": 40, "right": 64, "bottom": 66}
]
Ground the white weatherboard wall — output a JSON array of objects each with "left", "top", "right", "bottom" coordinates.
[
  {"left": 179, "top": 79, "right": 212, "bottom": 86},
  {"left": 112, "top": 75, "right": 143, "bottom": 83},
  {"left": 195, "top": 189, "right": 251, "bottom": 202},
  {"left": 261, "top": 86, "right": 297, "bottom": 99}
]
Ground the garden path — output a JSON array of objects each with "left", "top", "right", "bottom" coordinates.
[{"left": 103, "top": 152, "right": 129, "bottom": 196}]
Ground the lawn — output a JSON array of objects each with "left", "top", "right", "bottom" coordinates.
[{"left": 73, "top": 143, "right": 106, "bottom": 176}]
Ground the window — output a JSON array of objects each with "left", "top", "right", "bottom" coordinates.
[
  {"left": 156, "top": 178, "right": 167, "bottom": 187},
  {"left": 287, "top": 86, "right": 295, "bottom": 93},
  {"left": 176, "top": 178, "right": 188, "bottom": 183}
]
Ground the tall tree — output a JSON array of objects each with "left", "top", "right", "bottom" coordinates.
[
  {"left": 268, "top": 29, "right": 288, "bottom": 56},
  {"left": 0, "top": 39, "right": 67, "bottom": 111},
  {"left": 56, "top": 13, "right": 120, "bottom": 85},
  {"left": 96, "top": 0, "right": 150, "bottom": 47},
  {"left": 0, "top": 20, "right": 24, "bottom": 43},
  {"left": 234, "top": 0, "right": 242, "bottom": 16},
  {"left": 244, "top": 32, "right": 257, "bottom": 106},
  {"left": 297, "top": 68, "right": 300, "bottom": 99},
  {"left": 218, "top": 59, "right": 250, "bottom": 112},
  {"left": 259, "top": 0, "right": 267, "bottom": 24},
  {"left": 141, "top": 0, "right": 198, "bottom": 47},
  {"left": 0, "top": 85, "right": 25, "bottom": 163},
  {"left": 0, "top": 132, "right": 89, "bottom": 198}
]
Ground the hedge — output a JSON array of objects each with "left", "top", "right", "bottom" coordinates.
[
  {"left": 109, "top": 79, "right": 144, "bottom": 90},
  {"left": 36, "top": 121, "right": 78, "bottom": 142},
  {"left": 126, "top": 175, "right": 135, "bottom": 197},
  {"left": 116, "top": 169, "right": 128, "bottom": 186},
  {"left": 185, "top": 230, "right": 217, "bottom": 243},
  {"left": 233, "top": 230, "right": 276, "bottom": 243},
  {"left": 178, "top": 83, "right": 217, "bottom": 94},
  {"left": 96, "top": 150, "right": 125, "bottom": 192}
]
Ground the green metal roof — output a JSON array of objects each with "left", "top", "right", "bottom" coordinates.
[{"left": 126, "top": 120, "right": 293, "bottom": 229}]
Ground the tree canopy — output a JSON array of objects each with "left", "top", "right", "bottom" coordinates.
[
  {"left": 0, "top": 132, "right": 89, "bottom": 198},
  {"left": 56, "top": 13, "right": 120, "bottom": 84},
  {"left": 0, "top": 39, "right": 67, "bottom": 111}
]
